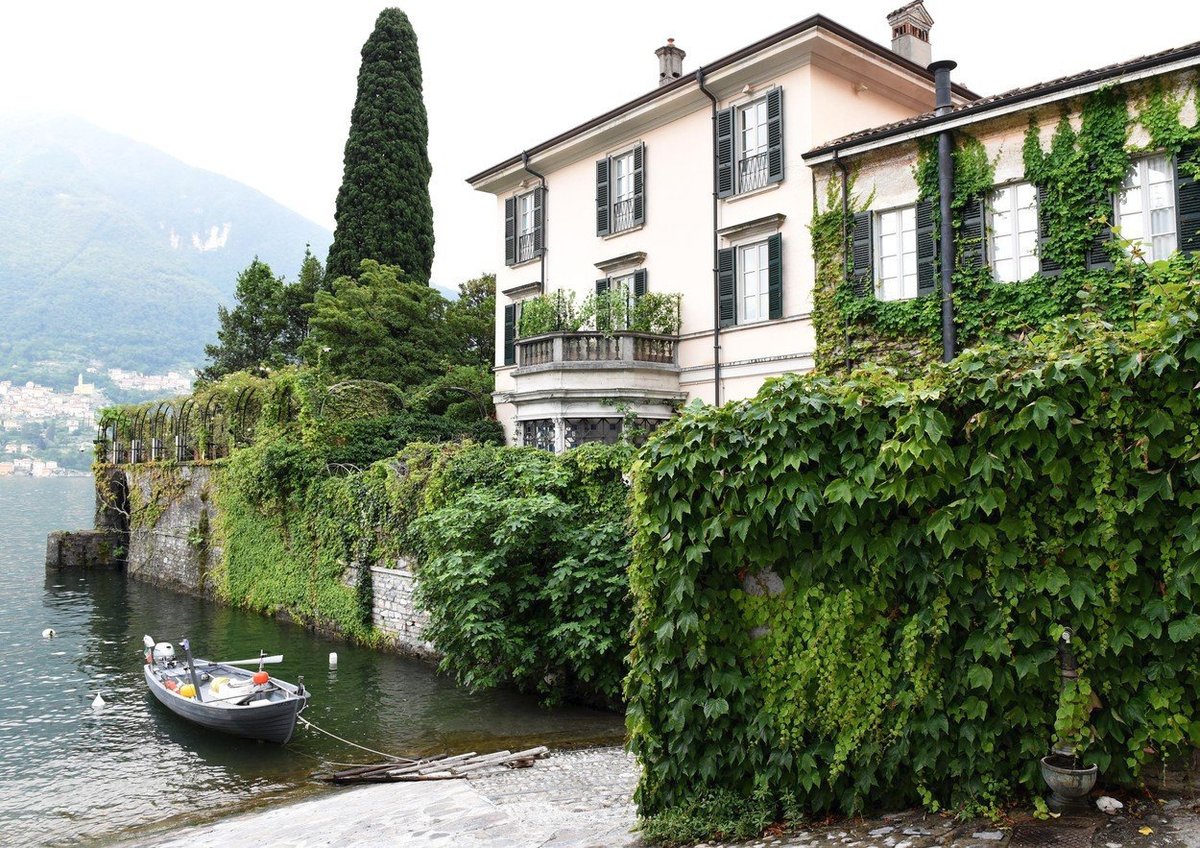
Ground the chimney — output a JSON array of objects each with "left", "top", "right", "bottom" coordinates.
[
  {"left": 928, "top": 59, "right": 956, "bottom": 115},
  {"left": 887, "top": 1, "right": 934, "bottom": 68},
  {"left": 655, "top": 38, "right": 685, "bottom": 87}
]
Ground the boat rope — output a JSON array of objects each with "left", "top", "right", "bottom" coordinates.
[{"left": 296, "top": 716, "right": 415, "bottom": 763}]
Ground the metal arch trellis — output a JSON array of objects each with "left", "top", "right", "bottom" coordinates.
[
  {"left": 231, "top": 386, "right": 261, "bottom": 446},
  {"left": 150, "top": 401, "right": 175, "bottom": 462},
  {"left": 129, "top": 407, "right": 153, "bottom": 464},
  {"left": 276, "top": 384, "right": 300, "bottom": 426},
  {"left": 200, "top": 394, "right": 228, "bottom": 461},
  {"left": 176, "top": 398, "right": 198, "bottom": 462}
]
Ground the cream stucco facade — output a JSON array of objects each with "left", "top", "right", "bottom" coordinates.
[{"left": 468, "top": 14, "right": 972, "bottom": 449}]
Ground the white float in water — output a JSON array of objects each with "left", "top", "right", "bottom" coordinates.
[
  {"left": 41, "top": 628, "right": 55, "bottom": 639},
  {"left": 91, "top": 694, "right": 105, "bottom": 710},
  {"left": 328, "top": 652, "right": 338, "bottom": 669}
]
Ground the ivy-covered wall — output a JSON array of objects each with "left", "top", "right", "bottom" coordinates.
[
  {"left": 811, "top": 72, "right": 1200, "bottom": 372},
  {"left": 628, "top": 281, "right": 1200, "bottom": 824}
]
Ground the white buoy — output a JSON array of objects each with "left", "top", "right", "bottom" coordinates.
[
  {"left": 91, "top": 693, "right": 105, "bottom": 710},
  {"left": 42, "top": 628, "right": 55, "bottom": 639},
  {"left": 328, "top": 652, "right": 338, "bottom": 669}
]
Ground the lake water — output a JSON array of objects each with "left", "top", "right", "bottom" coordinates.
[{"left": 0, "top": 477, "right": 624, "bottom": 847}]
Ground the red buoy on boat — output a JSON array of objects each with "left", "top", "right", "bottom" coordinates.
[{"left": 253, "top": 671, "right": 269, "bottom": 685}]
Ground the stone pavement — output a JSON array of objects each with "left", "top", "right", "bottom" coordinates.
[
  {"left": 118, "top": 746, "right": 641, "bottom": 848},
  {"left": 115, "top": 745, "right": 1200, "bottom": 848}
]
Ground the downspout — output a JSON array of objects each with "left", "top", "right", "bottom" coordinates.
[
  {"left": 929, "top": 60, "right": 958, "bottom": 362},
  {"left": 696, "top": 68, "right": 721, "bottom": 406},
  {"left": 833, "top": 150, "right": 852, "bottom": 372},
  {"left": 520, "top": 151, "right": 547, "bottom": 291}
]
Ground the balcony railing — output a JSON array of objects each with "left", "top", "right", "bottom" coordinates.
[
  {"left": 612, "top": 197, "right": 636, "bottom": 233},
  {"left": 517, "top": 232, "right": 536, "bottom": 263},
  {"left": 515, "top": 331, "right": 678, "bottom": 369},
  {"left": 738, "top": 151, "right": 770, "bottom": 192}
]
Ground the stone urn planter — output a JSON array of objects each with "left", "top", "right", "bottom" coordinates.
[{"left": 1041, "top": 753, "right": 1098, "bottom": 811}]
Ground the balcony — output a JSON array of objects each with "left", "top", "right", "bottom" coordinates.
[
  {"left": 738, "top": 151, "right": 770, "bottom": 192},
  {"left": 516, "top": 331, "right": 677, "bottom": 370},
  {"left": 611, "top": 197, "right": 636, "bottom": 233}
]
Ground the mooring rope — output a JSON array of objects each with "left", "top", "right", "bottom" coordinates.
[{"left": 297, "top": 715, "right": 415, "bottom": 763}]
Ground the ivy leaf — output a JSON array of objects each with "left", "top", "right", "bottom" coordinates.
[
  {"left": 1168, "top": 615, "right": 1200, "bottom": 643},
  {"left": 967, "top": 665, "right": 993, "bottom": 691}
]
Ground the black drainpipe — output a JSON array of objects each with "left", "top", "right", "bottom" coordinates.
[
  {"left": 929, "top": 60, "right": 957, "bottom": 362},
  {"left": 696, "top": 68, "right": 721, "bottom": 406},
  {"left": 833, "top": 150, "right": 853, "bottom": 372},
  {"left": 520, "top": 151, "right": 547, "bottom": 293}
]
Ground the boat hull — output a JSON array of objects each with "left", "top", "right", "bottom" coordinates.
[{"left": 144, "top": 662, "right": 307, "bottom": 744}]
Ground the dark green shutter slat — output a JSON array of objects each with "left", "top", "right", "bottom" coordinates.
[
  {"left": 633, "top": 269, "right": 647, "bottom": 299},
  {"left": 916, "top": 200, "right": 937, "bottom": 297},
  {"left": 767, "top": 234, "right": 783, "bottom": 319},
  {"left": 1037, "top": 186, "right": 1063, "bottom": 276},
  {"left": 960, "top": 195, "right": 986, "bottom": 269},
  {"left": 1086, "top": 203, "right": 1114, "bottom": 271},
  {"left": 766, "top": 88, "right": 784, "bottom": 186},
  {"left": 1176, "top": 144, "right": 1200, "bottom": 255},
  {"left": 503, "top": 304, "right": 516, "bottom": 366},
  {"left": 595, "top": 158, "right": 610, "bottom": 236},
  {"left": 595, "top": 277, "right": 610, "bottom": 294},
  {"left": 716, "top": 107, "right": 735, "bottom": 198},
  {"left": 532, "top": 187, "right": 546, "bottom": 256},
  {"left": 850, "top": 212, "right": 873, "bottom": 297},
  {"left": 632, "top": 143, "right": 645, "bottom": 226},
  {"left": 504, "top": 197, "right": 517, "bottom": 266},
  {"left": 718, "top": 247, "right": 736, "bottom": 327}
]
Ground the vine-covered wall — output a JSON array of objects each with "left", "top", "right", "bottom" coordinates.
[
  {"left": 811, "top": 73, "right": 1200, "bottom": 372},
  {"left": 628, "top": 282, "right": 1200, "bottom": 823}
]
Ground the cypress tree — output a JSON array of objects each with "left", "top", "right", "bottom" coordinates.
[{"left": 326, "top": 8, "right": 434, "bottom": 282}]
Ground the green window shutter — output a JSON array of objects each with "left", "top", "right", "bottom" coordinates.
[
  {"left": 595, "top": 158, "right": 611, "bottom": 237},
  {"left": 633, "top": 269, "right": 647, "bottom": 299},
  {"left": 503, "top": 303, "right": 516, "bottom": 365},
  {"left": 1176, "top": 144, "right": 1200, "bottom": 255},
  {"left": 916, "top": 200, "right": 937, "bottom": 297},
  {"left": 1036, "top": 186, "right": 1063, "bottom": 276},
  {"left": 595, "top": 277, "right": 610, "bottom": 294},
  {"left": 632, "top": 143, "right": 646, "bottom": 226},
  {"left": 766, "top": 88, "right": 784, "bottom": 186},
  {"left": 716, "top": 107, "right": 735, "bottom": 198},
  {"left": 504, "top": 197, "right": 517, "bottom": 266},
  {"left": 535, "top": 190, "right": 549, "bottom": 256},
  {"left": 849, "top": 212, "right": 873, "bottom": 297},
  {"left": 1085, "top": 226, "right": 1114, "bottom": 270},
  {"left": 718, "top": 247, "right": 736, "bottom": 327},
  {"left": 532, "top": 187, "right": 546, "bottom": 256},
  {"left": 767, "top": 234, "right": 783, "bottom": 319},
  {"left": 961, "top": 196, "right": 987, "bottom": 269}
]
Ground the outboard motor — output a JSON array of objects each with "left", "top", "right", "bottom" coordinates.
[{"left": 143, "top": 635, "right": 177, "bottom": 667}]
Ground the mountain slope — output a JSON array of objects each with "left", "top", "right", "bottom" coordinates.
[{"left": 0, "top": 116, "right": 331, "bottom": 379}]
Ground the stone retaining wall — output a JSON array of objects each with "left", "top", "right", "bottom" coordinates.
[
  {"left": 45, "top": 529, "right": 125, "bottom": 569},
  {"left": 353, "top": 562, "right": 436, "bottom": 659}
]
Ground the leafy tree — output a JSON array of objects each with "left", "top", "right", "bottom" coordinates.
[
  {"left": 326, "top": 8, "right": 434, "bottom": 281},
  {"left": 279, "top": 245, "right": 323, "bottom": 359},
  {"left": 197, "top": 259, "right": 285, "bottom": 382},
  {"left": 303, "top": 261, "right": 449, "bottom": 389},
  {"left": 445, "top": 273, "right": 496, "bottom": 370}
]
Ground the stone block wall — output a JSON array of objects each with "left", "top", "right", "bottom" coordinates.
[
  {"left": 125, "top": 465, "right": 222, "bottom": 597},
  {"left": 45, "top": 529, "right": 125, "bottom": 569},
  {"left": 369, "top": 564, "right": 436, "bottom": 659}
]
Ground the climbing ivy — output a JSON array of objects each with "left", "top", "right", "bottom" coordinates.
[
  {"left": 627, "top": 281, "right": 1200, "bottom": 828},
  {"left": 812, "top": 80, "right": 1200, "bottom": 373}
]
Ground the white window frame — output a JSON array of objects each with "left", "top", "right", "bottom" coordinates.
[
  {"left": 989, "top": 181, "right": 1040, "bottom": 283},
  {"left": 736, "top": 240, "right": 770, "bottom": 324},
  {"left": 874, "top": 205, "right": 918, "bottom": 302},
  {"left": 1115, "top": 153, "right": 1177, "bottom": 262},
  {"left": 517, "top": 191, "right": 536, "bottom": 263},
  {"left": 611, "top": 150, "right": 636, "bottom": 233},
  {"left": 736, "top": 97, "right": 770, "bottom": 193}
]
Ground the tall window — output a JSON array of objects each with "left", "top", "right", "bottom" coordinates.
[
  {"left": 611, "top": 151, "right": 636, "bottom": 233},
  {"left": 990, "top": 182, "right": 1039, "bottom": 282},
  {"left": 1117, "top": 154, "right": 1177, "bottom": 261},
  {"left": 738, "top": 98, "right": 769, "bottom": 192},
  {"left": 518, "top": 192, "right": 536, "bottom": 262},
  {"left": 876, "top": 206, "right": 917, "bottom": 301},
  {"left": 738, "top": 241, "right": 770, "bottom": 323}
]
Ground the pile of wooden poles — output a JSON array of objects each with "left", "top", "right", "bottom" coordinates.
[{"left": 316, "top": 746, "right": 549, "bottom": 785}]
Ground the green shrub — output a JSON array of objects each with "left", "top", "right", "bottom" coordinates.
[
  {"left": 628, "top": 280, "right": 1200, "bottom": 822},
  {"left": 415, "top": 442, "right": 633, "bottom": 704}
]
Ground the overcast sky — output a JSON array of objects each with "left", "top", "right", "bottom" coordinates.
[{"left": 0, "top": 1, "right": 1191, "bottom": 287}]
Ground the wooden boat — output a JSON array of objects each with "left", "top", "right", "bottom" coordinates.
[{"left": 142, "top": 636, "right": 309, "bottom": 744}]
